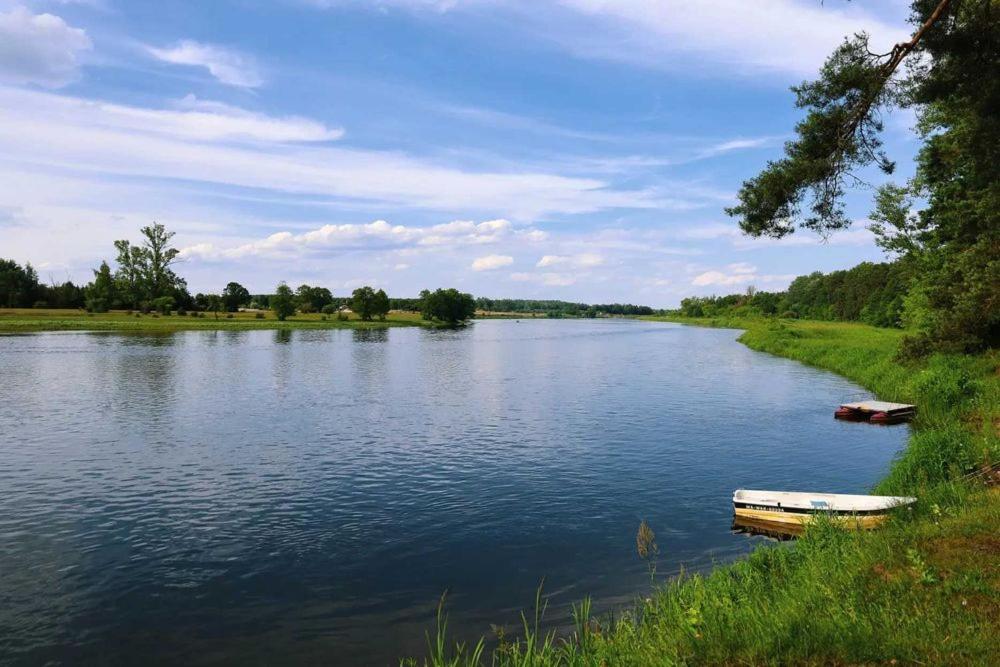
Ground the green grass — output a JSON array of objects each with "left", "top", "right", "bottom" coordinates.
[
  {"left": 0, "top": 308, "right": 430, "bottom": 332},
  {"left": 405, "top": 316, "right": 999, "bottom": 666}
]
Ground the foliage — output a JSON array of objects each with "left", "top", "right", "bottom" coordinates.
[
  {"left": 85, "top": 261, "right": 117, "bottom": 313},
  {"left": 111, "top": 222, "right": 186, "bottom": 309},
  {"left": 726, "top": 0, "right": 998, "bottom": 353},
  {"left": 676, "top": 261, "right": 910, "bottom": 327},
  {"left": 420, "top": 288, "right": 476, "bottom": 324},
  {"left": 151, "top": 296, "right": 175, "bottom": 315},
  {"left": 351, "top": 286, "right": 381, "bottom": 321},
  {"left": 0, "top": 259, "right": 85, "bottom": 309},
  {"left": 222, "top": 282, "right": 251, "bottom": 312},
  {"left": 475, "top": 298, "right": 654, "bottom": 317},
  {"left": 271, "top": 282, "right": 296, "bottom": 321},
  {"left": 295, "top": 284, "right": 334, "bottom": 313}
]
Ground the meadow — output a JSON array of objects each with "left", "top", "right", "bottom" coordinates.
[
  {"left": 406, "top": 316, "right": 999, "bottom": 666},
  {"left": 0, "top": 308, "right": 428, "bottom": 333}
]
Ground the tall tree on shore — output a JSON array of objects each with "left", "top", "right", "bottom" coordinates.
[
  {"left": 140, "top": 223, "right": 181, "bottom": 300},
  {"left": 271, "top": 282, "right": 296, "bottom": 321},
  {"left": 419, "top": 288, "right": 476, "bottom": 325},
  {"left": 222, "top": 282, "right": 251, "bottom": 312},
  {"left": 351, "top": 286, "right": 378, "bottom": 321},
  {"left": 113, "top": 240, "right": 144, "bottom": 307},
  {"left": 373, "top": 288, "right": 390, "bottom": 320},
  {"left": 112, "top": 222, "right": 185, "bottom": 307},
  {"left": 86, "top": 261, "right": 117, "bottom": 313},
  {"left": 725, "top": 0, "right": 998, "bottom": 353},
  {"left": 0, "top": 259, "right": 39, "bottom": 308}
]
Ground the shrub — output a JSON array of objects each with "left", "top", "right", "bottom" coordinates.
[
  {"left": 337, "top": 311, "right": 349, "bottom": 321},
  {"left": 321, "top": 304, "right": 337, "bottom": 315},
  {"left": 33, "top": 300, "right": 48, "bottom": 309},
  {"left": 85, "top": 297, "right": 109, "bottom": 313},
  {"left": 177, "top": 307, "right": 187, "bottom": 316},
  {"left": 255, "top": 312, "right": 265, "bottom": 319},
  {"left": 225, "top": 313, "right": 233, "bottom": 319},
  {"left": 321, "top": 315, "right": 327, "bottom": 321}
]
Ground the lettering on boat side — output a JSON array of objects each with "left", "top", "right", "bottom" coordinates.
[{"left": 744, "top": 504, "right": 784, "bottom": 512}]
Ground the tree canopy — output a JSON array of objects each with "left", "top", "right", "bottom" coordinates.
[
  {"left": 420, "top": 288, "right": 476, "bottom": 325},
  {"left": 222, "top": 282, "right": 251, "bottom": 312},
  {"left": 351, "top": 286, "right": 390, "bottom": 321},
  {"left": 726, "top": 0, "right": 998, "bottom": 352},
  {"left": 271, "top": 283, "right": 296, "bottom": 321}
]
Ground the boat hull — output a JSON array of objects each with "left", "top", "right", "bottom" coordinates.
[{"left": 733, "top": 505, "right": 889, "bottom": 529}]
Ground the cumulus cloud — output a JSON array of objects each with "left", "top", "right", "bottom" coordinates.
[
  {"left": 692, "top": 262, "right": 796, "bottom": 287},
  {"left": 471, "top": 254, "right": 514, "bottom": 271},
  {"left": 0, "top": 7, "right": 91, "bottom": 87},
  {"left": 147, "top": 40, "right": 264, "bottom": 88},
  {"left": 536, "top": 252, "right": 603, "bottom": 268},
  {"left": 178, "top": 218, "right": 538, "bottom": 261}
]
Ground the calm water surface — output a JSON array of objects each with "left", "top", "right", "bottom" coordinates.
[{"left": 0, "top": 320, "right": 908, "bottom": 665}]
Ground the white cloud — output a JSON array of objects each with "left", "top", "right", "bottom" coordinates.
[
  {"left": 313, "top": 0, "right": 908, "bottom": 78},
  {"left": 394, "top": 263, "right": 410, "bottom": 270},
  {"left": 692, "top": 262, "right": 796, "bottom": 288},
  {"left": 471, "top": 254, "right": 514, "bottom": 271},
  {"left": 536, "top": 252, "right": 603, "bottom": 268},
  {"left": 147, "top": 40, "right": 263, "bottom": 88},
  {"left": 178, "top": 218, "right": 539, "bottom": 261},
  {"left": 0, "top": 86, "right": 662, "bottom": 219},
  {"left": 0, "top": 7, "right": 91, "bottom": 88},
  {"left": 549, "top": 0, "right": 909, "bottom": 77}
]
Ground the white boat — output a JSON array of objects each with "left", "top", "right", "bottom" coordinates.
[{"left": 733, "top": 489, "right": 916, "bottom": 528}]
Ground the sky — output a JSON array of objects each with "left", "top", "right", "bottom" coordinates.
[{"left": 0, "top": 0, "right": 919, "bottom": 306}]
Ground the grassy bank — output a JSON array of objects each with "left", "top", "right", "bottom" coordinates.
[
  {"left": 408, "top": 317, "right": 999, "bottom": 666},
  {"left": 0, "top": 308, "right": 429, "bottom": 333}
]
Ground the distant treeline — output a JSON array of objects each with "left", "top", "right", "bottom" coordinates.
[
  {"left": 1, "top": 222, "right": 475, "bottom": 324},
  {"left": 0, "top": 259, "right": 86, "bottom": 309},
  {"left": 676, "top": 261, "right": 910, "bottom": 327},
  {"left": 475, "top": 298, "right": 654, "bottom": 317}
]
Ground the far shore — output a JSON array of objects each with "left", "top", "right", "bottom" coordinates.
[{"left": 0, "top": 308, "right": 431, "bottom": 333}]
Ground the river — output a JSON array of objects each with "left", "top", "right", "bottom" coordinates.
[{"left": 0, "top": 320, "right": 908, "bottom": 665}]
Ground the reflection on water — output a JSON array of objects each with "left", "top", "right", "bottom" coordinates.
[
  {"left": 731, "top": 516, "right": 804, "bottom": 541},
  {"left": 0, "top": 320, "right": 908, "bottom": 665}
]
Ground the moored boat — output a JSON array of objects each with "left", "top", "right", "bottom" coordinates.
[
  {"left": 733, "top": 489, "right": 916, "bottom": 529},
  {"left": 835, "top": 400, "right": 916, "bottom": 423}
]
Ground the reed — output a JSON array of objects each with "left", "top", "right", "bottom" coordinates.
[{"left": 406, "top": 317, "right": 999, "bottom": 665}]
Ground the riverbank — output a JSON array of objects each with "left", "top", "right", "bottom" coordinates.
[
  {"left": 409, "top": 316, "right": 999, "bottom": 665},
  {"left": 0, "top": 308, "right": 429, "bottom": 332}
]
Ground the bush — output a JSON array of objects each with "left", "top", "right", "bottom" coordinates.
[
  {"left": 177, "top": 307, "right": 187, "bottom": 316},
  {"left": 255, "top": 312, "right": 265, "bottom": 319},
  {"left": 321, "top": 314, "right": 327, "bottom": 321},
  {"left": 321, "top": 304, "right": 337, "bottom": 315},
  {"left": 225, "top": 313, "right": 233, "bottom": 319},
  {"left": 85, "top": 297, "right": 109, "bottom": 313},
  {"left": 337, "top": 310, "right": 349, "bottom": 321},
  {"left": 33, "top": 300, "right": 48, "bottom": 309}
]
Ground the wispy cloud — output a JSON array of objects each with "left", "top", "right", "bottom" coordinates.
[
  {"left": 147, "top": 40, "right": 264, "bottom": 88},
  {"left": 0, "top": 86, "right": 671, "bottom": 219}
]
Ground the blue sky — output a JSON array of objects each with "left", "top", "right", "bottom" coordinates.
[{"left": 0, "top": 0, "right": 917, "bottom": 306}]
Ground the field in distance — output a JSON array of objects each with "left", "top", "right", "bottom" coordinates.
[{"left": 0, "top": 308, "right": 428, "bottom": 332}]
